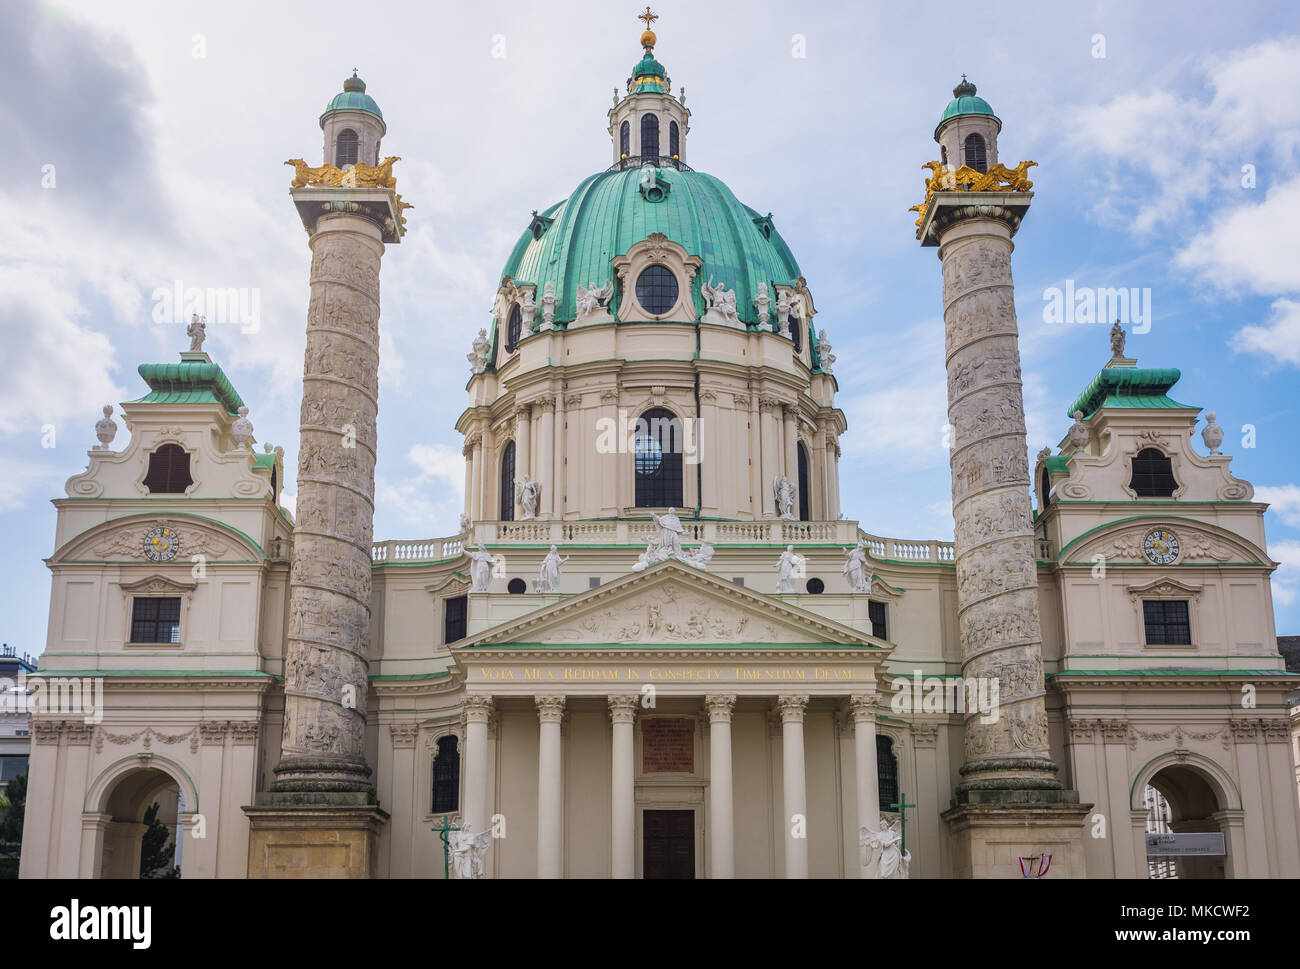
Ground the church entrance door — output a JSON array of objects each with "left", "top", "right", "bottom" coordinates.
[{"left": 643, "top": 809, "right": 694, "bottom": 878}]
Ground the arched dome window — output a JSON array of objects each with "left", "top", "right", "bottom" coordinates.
[
  {"left": 797, "top": 443, "right": 810, "bottom": 521},
  {"left": 634, "top": 408, "right": 683, "bottom": 508},
  {"left": 641, "top": 113, "right": 660, "bottom": 162},
  {"left": 669, "top": 120, "right": 679, "bottom": 159},
  {"left": 499, "top": 440, "right": 516, "bottom": 521},
  {"left": 636, "top": 265, "right": 678, "bottom": 316},
  {"left": 336, "top": 128, "right": 359, "bottom": 167},
  {"left": 506, "top": 304, "right": 523, "bottom": 353},
  {"left": 1130, "top": 447, "right": 1177, "bottom": 498},
  {"left": 788, "top": 314, "right": 802, "bottom": 353},
  {"left": 963, "top": 133, "right": 987, "bottom": 173},
  {"left": 620, "top": 121, "right": 630, "bottom": 160},
  {"left": 1040, "top": 466, "right": 1052, "bottom": 509},
  {"left": 143, "top": 444, "right": 193, "bottom": 494}
]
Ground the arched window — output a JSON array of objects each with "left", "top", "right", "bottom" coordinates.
[
  {"left": 788, "top": 314, "right": 802, "bottom": 353},
  {"left": 431, "top": 735, "right": 460, "bottom": 814},
  {"left": 797, "top": 443, "right": 810, "bottom": 521},
  {"left": 941, "top": 144, "right": 948, "bottom": 166},
  {"left": 1040, "top": 466, "right": 1052, "bottom": 509},
  {"left": 505, "top": 304, "right": 522, "bottom": 353},
  {"left": 336, "top": 128, "right": 359, "bottom": 167},
  {"left": 620, "top": 121, "right": 630, "bottom": 160},
  {"left": 634, "top": 408, "right": 683, "bottom": 508},
  {"left": 877, "top": 735, "right": 899, "bottom": 814},
  {"left": 669, "top": 120, "right": 679, "bottom": 159},
  {"left": 143, "top": 444, "right": 193, "bottom": 494},
  {"left": 1130, "top": 448, "right": 1178, "bottom": 497},
  {"left": 499, "top": 440, "right": 516, "bottom": 521},
  {"left": 640, "top": 113, "right": 659, "bottom": 162},
  {"left": 963, "top": 133, "right": 987, "bottom": 173}
]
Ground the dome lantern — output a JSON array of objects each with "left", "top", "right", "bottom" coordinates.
[
  {"left": 319, "top": 69, "right": 387, "bottom": 169},
  {"left": 608, "top": 8, "right": 690, "bottom": 169},
  {"left": 934, "top": 75, "right": 1002, "bottom": 173}
]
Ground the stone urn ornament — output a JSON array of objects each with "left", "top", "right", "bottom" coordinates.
[
  {"left": 94, "top": 404, "right": 117, "bottom": 450},
  {"left": 1067, "top": 411, "right": 1089, "bottom": 451},
  {"left": 1201, "top": 411, "right": 1223, "bottom": 455},
  {"left": 232, "top": 406, "right": 254, "bottom": 450}
]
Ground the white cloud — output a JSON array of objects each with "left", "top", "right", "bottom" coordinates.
[
  {"left": 1230, "top": 299, "right": 1300, "bottom": 369},
  {"left": 1177, "top": 177, "right": 1300, "bottom": 298},
  {"left": 1258, "top": 484, "right": 1300, "bottom": 528},
  {"left": 1270, "top": 539, "right": 1300, "bottom": 608}
]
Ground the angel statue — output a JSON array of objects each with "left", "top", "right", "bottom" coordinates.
[
  {"left": 860, "top": 820, "right": 911, "bottom": 879},
  {"left": 701, "top": 275, "right": 740, "bottom": 326},
  {"left": 466, "top": 544, "right": 497, "bottom": 593},
  {"left": 575, "top": 281, "right": 614, "bottom": 322},
  {"left": 536, "top": 544, "right": 569, "bottom": 593},
  {"left": 773, "top": 473, "right": 796, "bottom": 521},
  {"left": 651, "top": 507, "right": 684, "bottom": 557},
  {"left": 842, "top": 540, "right": 872, "bottom": 594},
  {"left": 186, "top": 313, "right": 207, "bottom": 352},
  {"left": 515, "top": 474, "right": 540, "bottom": 520},
  {"left": 449, "top": 822, "right": 492, "bottom": 879}
]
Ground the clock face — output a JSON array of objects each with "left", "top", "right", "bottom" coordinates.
[
  {"left": 143, "top": 525, "right": 180, "bottom": 562},
  {"left": 1143, "top": 528, "right": 1179, "bottom": 565}
]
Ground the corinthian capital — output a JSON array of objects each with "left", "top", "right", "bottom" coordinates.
[
  {"left": 847, "top": 693, "right": 878, "bottom": 724},
  {"left": 776, "top": 694, "right": 809, "bottom": 723},
  {"left": 535, "top": 694, "right": 567, "bottom": 723},
  {"left": 608, "top": 695, "right": 638, "bottom": 724},
  {"left": 704, "top": 694, "right": 737, "bottom": 723},
  {"left": 463, "top": 694, "right": 495, "bottom": 724}
]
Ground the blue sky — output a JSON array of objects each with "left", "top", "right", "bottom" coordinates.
[{"left": 2, "top": 0, "right": 1298, "bottom": 656}]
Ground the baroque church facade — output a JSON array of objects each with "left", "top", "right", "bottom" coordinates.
[{"left": 19, "top": 18, "right": 1300, "bottom": 879}]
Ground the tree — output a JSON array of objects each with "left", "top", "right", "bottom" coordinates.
[
  {"left": 0, "top": 770, "right": 26, "bottom": 879},
  {"left": 139, "top": 801, "right": 179, "bottom": 879}
]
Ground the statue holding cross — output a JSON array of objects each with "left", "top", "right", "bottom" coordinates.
[{"left": 859, "top": 791, "right": 915, "bottom": 878}]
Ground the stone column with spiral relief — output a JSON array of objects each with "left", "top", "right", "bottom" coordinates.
[
  {"left": 244, "top": 177, "right": 405, "bottom": 877},
  {"left": 918, "top": 190, "right": 1091, "bottom": 876}
]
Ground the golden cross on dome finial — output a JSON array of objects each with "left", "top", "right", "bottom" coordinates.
[{"left": 638, "top": 6, "right": 658, "bottom": 30}]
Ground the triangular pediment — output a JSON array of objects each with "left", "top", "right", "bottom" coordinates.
[{"left": 455, "top": 559, "right": 886, "bottom": 650}]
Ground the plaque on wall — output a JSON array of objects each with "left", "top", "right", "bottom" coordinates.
[{"left": 641, "top": 718, "right": 695, "bottom": 773}]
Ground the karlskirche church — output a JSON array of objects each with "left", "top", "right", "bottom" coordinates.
[{"left": 20, "top": 15, "right": 1300, "bottom": 879}]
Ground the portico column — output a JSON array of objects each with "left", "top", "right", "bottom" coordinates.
[
  {"left": 705, "top": 694, "right": 736, "bottom": 878},
  {"left": 848, "top": 693, "right": 880, "bottom": 877},
  {"left": 462, "top": 696, "right": 494, "bottom": 841},
  {"left": 778, "top": 694, "right": 810, "bottom": 878},
  {"left": 608, "top": 696, "right": 638, "bottom": 878},
  {"left": 536, "top": 695, "right": 566, "bottom": 878},
  {"left": 537, "top": 395, "right": 555, "bottom": 517}
]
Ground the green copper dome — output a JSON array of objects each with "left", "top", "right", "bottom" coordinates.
[
  {"left": 938, "top": 77, "right": 997, "bottom": 130},
  {"left": 320, "top": 72, "right": 384, "bottom": 125},
  {"left": 498, "top": 166, "right": 801, "bottom": 328},
  {"left": 628, "top": 52, "right": 670, "bottom": 94}
]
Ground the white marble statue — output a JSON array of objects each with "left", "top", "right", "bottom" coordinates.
[
  {"left": 515, "top": 474, "right": 540, "bottom": 520},
  {"left": 652, "top": 507, "right": 684, "bottom": 556},
  {"left": 187, "top": 313, "right": 206, "bottom": 352},
  {"left": 231, "top": 406, "right": 254, "bottom": 450},
  {"left": 815, "top": 329, "right": 835, "bottom": 373},
  {"left": 701, "top": 275, "right": 740, "bottom": 327},
  {"left": 773, "top": 473, "right": 796, "bottom": 521},
  {"left": 520, "top": 288, "right": 537, "bottom": 333},
  {"left": 467, "top": 328, "right": 489, "bottom": 374},
  {"left": 449, "top": 822, "right": 492, "bottom": 879},
  {"left": 842, "top": 540, "right": 871, "bottom": 594},
  {"left": 632, "top": 538, "right": 669, "bottom": 572},
  {"left": 536, "top": 544, "right": 568, "bottom": 593},
  {"left": 860, "top": 821, "right": 911, "bottom": 879},
  {"left": 458, "top": 512, "right": 471, "bottom": 537},
  {"left": 774, "top": 290, "right": 791, "bottom": 333},
  {"left": 575, "top": 281, "right": 614, "bottom": 323},
  {"left": 467, "top": 544, "right": 497, "bottom": 593},
  {"left": 540, "top": 281, "right": 557, "bottom": 331},
  {"left": 775, "top": 544, "right": 804, "bottom": 594},
  {"left": 678, "top": 540, "right": 714, "bottom": 570},
  {"left": 94, "top": 404, "right": 117, "bottom": 450},
  {"left": 753, "top": 282, "right": 772, "bottom": 330},
  {"left": 1067, "top": 410, "right": 1089, "bottom": 451}
]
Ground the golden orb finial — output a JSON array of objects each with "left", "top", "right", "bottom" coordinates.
[{"left": 638, "top": 6, "right": 658, "bottom": 50}]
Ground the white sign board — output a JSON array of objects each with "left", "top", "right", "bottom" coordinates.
[{"left": 1145, "top": 832, "right": 1225, "bottom": 856}]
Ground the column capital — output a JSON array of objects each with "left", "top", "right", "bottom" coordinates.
[
  {"left": 704, "top": 694, "right": 737, "bottom": 723},
  {"left": 775, "top": 694, "right": 809, "bottom": 723},
  {"left": 535, "top": 694, "right": 567, "bottom": 723},
  {"left": 515, "top": 402, "right": 532, "bottom": 422},
  {"left": 846, "top": 693, "right": 879, "bottom": 724},
  {"left": 608, "top": 695, "right": 639, "bottom": 724},
  {"left": 463, "top": 694, "right": 495, "bottom": 724}
]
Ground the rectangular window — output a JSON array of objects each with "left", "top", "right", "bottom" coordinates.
[
  {"left": 443, "top": 595, "right": 468, "bottom": 645},
  {"left": 868, "top": 600, "right": 887, "bottom": 641},
  {"left": 0, "top": 755, "right": 28, "bottom": 783},
  {"left": 1143, "top": 600, "right": 1191, "bottom": 646},
  {"left": 130, "top": 597, "right": 181, "bottom": 644}
]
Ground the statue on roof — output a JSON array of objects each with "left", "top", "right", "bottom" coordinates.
[
  {"left": 1109, "top": 319, "right": 1126, "bottom": 358},
  {"left": 187, "top": 313, "right": 207, "bottom": 352}
]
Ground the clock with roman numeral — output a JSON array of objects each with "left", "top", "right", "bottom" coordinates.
[
  {"left": 1143, "top": 528, "right": 1179, "bottom": 566},
  {"left": 143, "top": 525, "right": 180, "bottom": 562}
]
